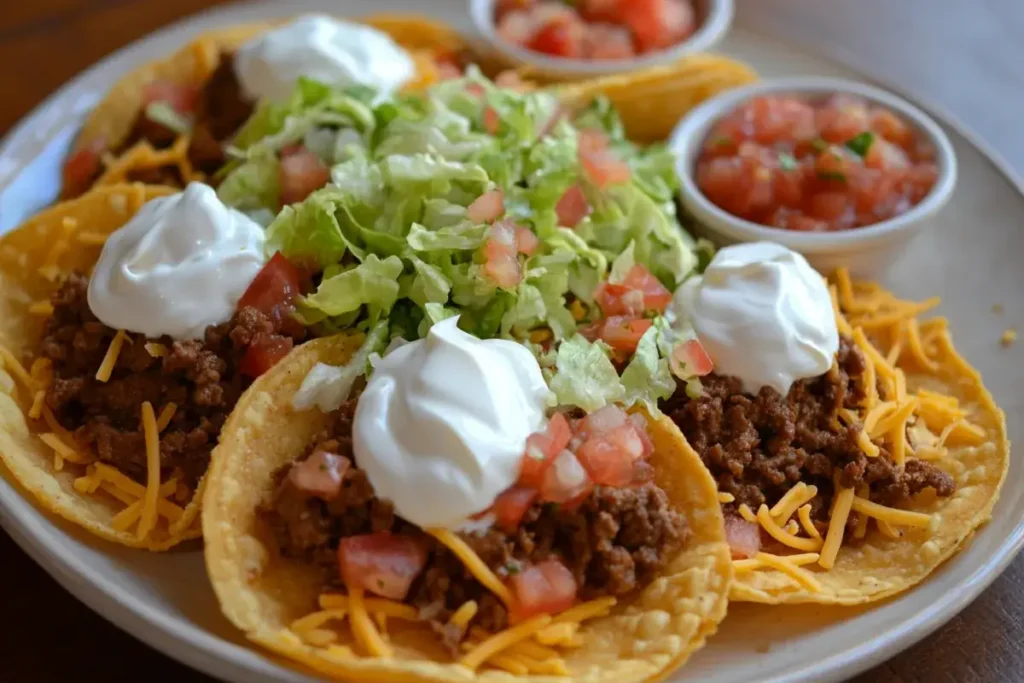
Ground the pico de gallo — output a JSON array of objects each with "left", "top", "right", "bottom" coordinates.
[
  {"left": 495, "top": 0, "right": 698, "bottom": 61},
  {"left": 696, "top": 93, "right": 939, "bottom": 231}
]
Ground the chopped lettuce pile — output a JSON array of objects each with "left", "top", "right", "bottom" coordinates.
[{"left": 220, "top": 69, "right": 706, "bottom": 414}]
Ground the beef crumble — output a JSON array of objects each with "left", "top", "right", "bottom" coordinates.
[
  {"left": 661, "top": 337, "right": 955, "bottom": 528},
  {"left": 262, "top": 402, "right": 690, "bottom": 637},
  {"left": 41, "top": 273, "right": 302, "bottom": 488}
]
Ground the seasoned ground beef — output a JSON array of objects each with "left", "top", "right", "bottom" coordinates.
[
  {"left": 662, "top": 337, "right": 955, "bottom": 528},
  {"left": 118, "top": 52, "right": 253, "bottom": 177},
  {"left": 262, "top": 402, "right": 690, "bottom": 636},
  {"left": 42, "top": 273, "right": 302, "bottom": 488}
]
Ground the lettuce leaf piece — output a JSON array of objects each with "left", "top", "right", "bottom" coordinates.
[
  {"left": 298, "top": 254, "right": 404, "bottom": 322},
  {"left": 408, "top": 256, "right": 452, "bottom": 307},
  {"left": 291, "top": 320, "right": 389, "bottom": 412},
  {"left": 407, "top": 222, "right": 489, "bottom": 252},
  {"left": 264, "top": 192, "right": 350, "bottom": 267},
  {"left": 217, "top": 151, "right": 279, "bottom": 212},
  {"left": 548, "top": 335, "right": 625, "bottom": 412},
  {"left": 620, "top": 324, "right": 676, "bottom": 414}
]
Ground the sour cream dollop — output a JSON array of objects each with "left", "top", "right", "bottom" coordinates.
[
  {"left": 87, "top": 183, "right": 266, "bottom": 340},
  {"left": 353, "top": 317, "right": 549, "bottom": 530},
  {"left": 677, "top": 242, "right": 839, "bottom": 395},
  {"left": 235, "top": 14, "right": 415, "bottom": 103}
]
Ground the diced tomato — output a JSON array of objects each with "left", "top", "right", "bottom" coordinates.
[
  {"left": 520, "top": 413, "right": 573, "bottom": 488},
  {"left": 279, "top": 146, "right": 329, "bottom": 205},
  {"left": 576, "top": 435, "right": 634, "bottom": 486},
  {"left": 578, "top": 404, "right": 629, "bottom": 439},
  {"left": 579, "top": 130, "right": 631, "bottom": 187},
  {"left": 598, "top": 316, "right": 653, "bottom": 353},
  {"left": 696, "top": 154, "right": 773, "bottom": 218},
  {"left": 746, "top": 96, "right": 817, "bottom": 145},
  {"left": 900, "top": 163, "right": 938, "bottom": 203},
  {"left": 483, "top": 220, "right": 522, "bottom": 288},
  {"left": 61, "top": 137, "right": 106, "bottom": 197},
  {"left": 583, "top": 23, "right": 636, "bottom": 60},
  {"left": 467, "top": 189, "right": 505, "bottom": 223},
  {"left": 814, "top": 144, "right": 855, "bottom": 183},
  {"left": 337, "top": 532, "right": 428, "bottom": 601},
  {"left": 864, "top": 138, "right": 910, "bottom": 172},
  {"left": 493, "top": 487, "right": 538, "bottom": 531},
  {"left": 483, "top": 107, "right": 501, "bottom": 135},
  {"left": 816, "top": 94, "right": 870, "bottom": 144},
  {"left": 621, "top": 0, "right": 695, "bottom": 53},
  {"left": 142, "top": 80, "right": 199, "bottom": 114},
  {"left": 288, "top": 450, "right": 349, "bottom": 501},
  {"left": 239, "top": 252, "right": 303, "bottom": 318},
  {"left": 620, "top": 264, "right": 672, "bottom": 312},
  {"left": 239, "top": 336, "right": 294, "bottom": 378},
  {"left": 508, "top": 559, "right": 577, "bottom": 622},
  {"left": 540, "top": 449, "right": 590, "bottom": 503},
  {"left": 497, "top": 9, "right": 537, "bottom": 45},
  {"left": 869, "top": 107, "right": 914, "bottom": 149},
  {"left": 807, "top": 191, "right": 854, "bottom": 230},
  {"left": 578, "top": 0, "right": 619, "bottom": 22},
  {"left": 725, "top": 517, "right": 761, "bottom": 560},
  {"left": 669, "top": 339, "right": 713, "bottom": 378},
  {"left": 595, "top": 281, "right": 645, "bottom": 317},
  {"left": 527, "top": 15, "right": 584, "bottom": 58},
  {"left": 628, "top": 413, "right": 655, "bottom": 458},
  {"left": 513, "top": 225, "right": 539, "bottom": 256},
  {"left": 555, "top": 184, "right": 591, "bottom": 228}
]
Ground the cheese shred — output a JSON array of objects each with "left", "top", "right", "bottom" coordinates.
[
  {"left": 428, "top": 528, "right": 512, "bottom": 605},
  {"left": 95, "top": 330, "right": 129, "bottom": 382},
  {"left": 460, "top": 615, "right": 551, "bottom": 671},
  {"left": 347, "top": 588, "right": 392, "bottom": 657},
  {"left": 818, "top": 488, "right": 855, "bottom": 569},
  {"left": 136, "top": 401, "right": 161, "bottom": 541}
]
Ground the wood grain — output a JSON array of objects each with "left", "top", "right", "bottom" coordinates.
[{"left": 0, "top": 2, "right": 1019, "bottom": 682}]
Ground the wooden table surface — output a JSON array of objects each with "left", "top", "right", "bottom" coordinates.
[{"left": 0, "top": 2, "right": 1020, "bottom": 682}]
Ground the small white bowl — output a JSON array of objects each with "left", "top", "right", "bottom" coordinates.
[
  {"left": 468, "top": 0, "right": 734, "bottom": 81},
  {"left": 668, "top": 77, "right": 958, "bottom": 278}
]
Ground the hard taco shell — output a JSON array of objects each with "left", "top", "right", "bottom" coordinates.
[
  {"left": 0, "top": 183, "right": 204, "bottom": 550},
  {"left": 202, "top": 333, "right": 732, "bottom": 682}
]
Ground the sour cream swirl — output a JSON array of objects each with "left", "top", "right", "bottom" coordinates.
[
  {"left": 677, "top": 242, "right": 839, "bottom": 394},
  {"left": 235, "top": 14, "right": 415, "bottom": 103},
  {"left": 87, "top": 183, "right": 266, "bottom": 340},
  {"left": 353, "top": 317, "right": 549, "bottom": 530}
]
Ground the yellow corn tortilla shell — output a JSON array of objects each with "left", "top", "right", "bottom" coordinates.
[
  {"left": 558, "top": 54, "right": 758, "bottom": 143},
  {"left": 203, "top": 334, "right": 731, "bottom": 681},
  {"left": 0, "top": 183, "right": 203, "bottom": 550},
  {"left": 71, "top": 15, "right": 473, "bottom": 194},
  {"left": 728, "top": 325, "right": 1008, "bottom": 605}
]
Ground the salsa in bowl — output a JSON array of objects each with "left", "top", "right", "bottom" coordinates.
[{"left": 669, "top": 78, "right": 957, "bottom": 277}]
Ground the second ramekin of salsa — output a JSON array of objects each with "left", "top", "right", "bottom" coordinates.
[{"left": 669, "top": 77, "right": 957, "bottom": 276}]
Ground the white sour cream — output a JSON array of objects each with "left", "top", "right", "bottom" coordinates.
[
  {"left": 677, "top": 242, "right": 839, "bottom": 395},
  {"left": 235, "top": 14, "right": 415, "bottom": 103},
  {"left": 353, "top": 317, "right": 549, "bottom": 530},
  {"left": 87, "top": 183, "right": 266, "bottom": 340}
]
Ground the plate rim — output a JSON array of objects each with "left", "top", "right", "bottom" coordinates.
[{"left": 0, "top": 3, "right": 1021, "bottom": 683}]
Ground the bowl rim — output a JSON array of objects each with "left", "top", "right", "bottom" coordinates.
[
  {"left": 467, "top": 0, "right": 735, "bottom": 76},
  {"left": 668, "top": 76, "right": 959, "bottom": 253}
]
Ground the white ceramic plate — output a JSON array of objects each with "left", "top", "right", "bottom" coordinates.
[{"left": 0, "top": 2, "right": 1021, "bottom": 682}]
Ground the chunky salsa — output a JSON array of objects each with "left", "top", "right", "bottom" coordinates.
[
  {"left": 495, "top": 0, "right": 696, "bottom": 61},
  {"left": 696, "top": 93, "right": 939, "bottom": 231}
]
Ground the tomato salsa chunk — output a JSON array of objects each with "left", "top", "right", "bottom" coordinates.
[{"left": 696, "top": 93, "right": 938, "bottom": 231}]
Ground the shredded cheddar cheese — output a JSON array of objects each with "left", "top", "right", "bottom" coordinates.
[
  {"left": 156, "top": 403, "right": 177, "bottom": 432},
  {"left": 145, "top": 343, "right": 169, "bottom": 358},
  {"left": 76, "top": 231, "right": 108, "bottom": 246},
  {"left": 96, "top": 330, "right": 129, "bottom": 382},
  {"left": 818, "top": 487, "right": 854, "bottom": 569},
  {"left": 552, "top": 596, "right": 616, "bottom": 625},
  {"left": 769, "top": 482, "right": 816, "bottom": 524},
  {"left": 797, "top": 504, "right": 822, "bottom": 541},
  {"left": 460, "top": 615, "right": 552, "bottom": 671},
  {"left": 0, "top": 346, "right": 36, "bottom": 391},
  {"left": 717, "top": 492, "right": 735, "bottom": 504},
  {"left": 427, "top": 529, "right": 512, "bottom": 605},
  {"left": 449, "top": 601, "right": 478, "bottom": 629},
  {"left": 28, "top": 300, "right": 54, "bottom": 316},
  {"left": 850, "top": 496, "right": 931, "bottom": 528},
  {"left": 136, "top": 402, "right": 161, "bottom": 541},
  {"left": 348, "top": 588, "right": 391, "bottom": 657},
  {"left": 111, "top": 501, "right": 143, "bottom": 531},
  {"left": 318, "top": 593, "right": 419, "bottom": 620},
  {"left": 756, "top": 504, "right": 823, "bottom": 552},
  {"left": 738, "top": 503, "right": 757, "bottom": 523}
]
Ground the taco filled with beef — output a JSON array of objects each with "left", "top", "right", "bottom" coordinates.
[
  {"left": 656, "top": 243, "right": 1008, "bottom": 604},
  {"left": 203, "top": 320, "right": 730, "bottom": 681},
  {"left": 59, "top": 13, "right": 474, "bottom": 198}
]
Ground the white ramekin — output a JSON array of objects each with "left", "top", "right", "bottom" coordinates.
[
  {"left": 668, "top": 77, "right": 958, "bottom": 278},
  {"left": 468, "top": 0, "right": 734, "bottom": 81}
]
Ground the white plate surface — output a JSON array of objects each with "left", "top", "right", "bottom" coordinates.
[{"left": 0, "top": 2, "right": 1020, "bottom": 682}]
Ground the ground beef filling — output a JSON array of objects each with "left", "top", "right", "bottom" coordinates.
[
  {"left": 41, "top": 273, "right": 302, "bottom": 489},
  {"left": 262, "top": 402, "right": 690, "bottom": 637},
  {"left": 661, "top": 337, "right": 955, "bottom": 533},
  {"left": 120, "top": 51, "right": 253, "bottom": 179}
]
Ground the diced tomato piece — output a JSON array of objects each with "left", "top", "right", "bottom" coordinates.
[
  {"left": 605, "top": 422, "right": 647, "bottom": 460},
  {"left": 669, "top": 339, "right": 713, "bottom": 378},
  {"left": 816, "top": 94, "right": 870, "bottom": 144},
  {"left": 483, "top": 107, "right": 501, "bottom": 135},
  {"left": 467, "top": 189, "right": 505, "bottom": 224},
  {"left": 142, "top": 80, "right": 199, "bottom": 114},
  {"left": 900, "top": 164, "right": 938, "bottom": 203},
  {"left": 579, "top": 130, "right": 631, "bottom": 188},
  {"left": 814, "top": 144, "right": 856, "bottom": 183},
  {"left": 337, "top": 532, "right": 428, "bottom": 601},
  {"left": 725, "top": 517, "right": 761, "bottom": 560},
  {"left": 807, "top": 191, "right": 855, "bottom": 230},
  {"left": 696, "top": 153, "right": 773, "bottom": 219},
  {"left": 864, "top": 138, "right": 910, "bottom": 172},
  {"left": 239, "top": 252, "right": 303, "bottom": 318},
  {"left": 526, "top": 15, "right": 584, "bottom": 58},
  {"left": 583, "top": 23, "right": 636, "bottom": 60},
  {"left": 598, "top": 316, "right": 652, "bottom": 353},
  {"left": 515, "top": 226, "right": 539, "bottom": 255},
  {"left": 520, "top": 413, "right": 572, "bottom": 487},
  {"left": 746, "top": 96, "right": 817, "bottom": 145},
  {"left": 279, "top": 146, "right": 329, "bottom": 205},
  {"left": 240, "top": 336, "right": 294, "bottom": 378},
  {"left": 493, "top": 487, "right": 538, "bottom": 531},
  {"left": 555, "top": 184, "right": 591, "bottom": 228},
  {"left": 869, "top": 107, "right": 914, "bottom": 149},
  {"left": 594, "top": 281, "right": 645, "bottom": 317},
  {"left": 483, "top": 220, "right": 522, "bottom": 288},
  {"left": 576, "top": 435, "right": 634, "bottom": 486},
  {"left": 628, "top": 413, "right": 655, "bottom": 458},
  {"left": 620, "top": 264, "right": 672, "bottom": 313},
  {"left": 508, "top": 559, "right": 577, "bottom": 622},
  {"left": 578, "top": 0, "right": 619, "bottom": 22},
  {"left": 577, "top": 321, "right": 602, "bottom": 342},
  {"left": 631, "top": 459, "right": 656, "bottom": 486},
  {"left": 497, "top": 9, "right": 537, "bottom": 45},
  {"left": 540, "top": 449, "right": 590, "bottom": 503},
  {"left": 288, "top": 450, "right": 349, "bottom": 501},
  {"left": 578, "top": 404, "right": 629, "bottom": 439},
  {"left": 61, "top": 137, "right": 106, "bottom": 197},
  {"left": 621, "top": 0, "right": 695, "bottom": 54}
]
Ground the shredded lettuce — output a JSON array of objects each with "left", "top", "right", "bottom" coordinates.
[
  {"left": 291, "top": 321, "right": 389, "bottom": 412},
  {"left": 548, "top": 335, "right": 625, "bottom": 412},
  {"left": 620, "top": 324, "right": 677, "bottom": 414}
]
